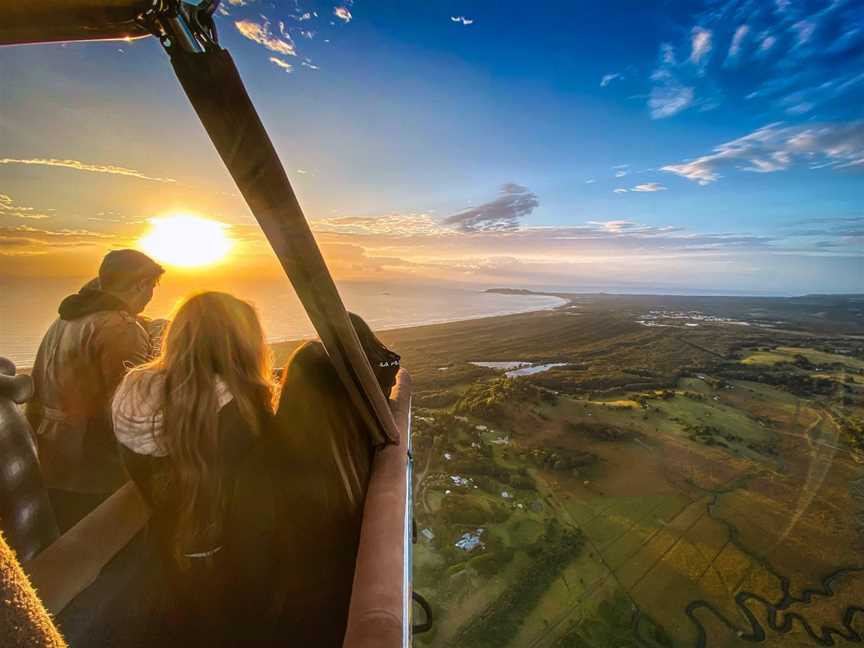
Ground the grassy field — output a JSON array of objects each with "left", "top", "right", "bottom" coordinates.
[
  {"left": 283, "top": 293, "right": 864, "bottom": 647},
  {"left": 742, "top": 346, "right": 864, "bottom": 370}
]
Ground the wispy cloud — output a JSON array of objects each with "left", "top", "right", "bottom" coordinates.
[
  {"left": 0, "top": 194, "right": 51, "bottom": 220},
  {"left": 269, "top": 57, "right": 293, "bottom": 72},
  {"left": 644, "top": 0, "right": 864, "bottom": 120},
  {"left": 235, "top": 19, "right": 296, "bottom": 56},
  {"left": 632, "top": 183, "right": 668, "bottom": 192},
  {"left": 614, "top": 183, "right": 667, "bottom": 193},
  {"left": 300, "top": 181, "right": 861, "bottom": 288},
  {"left": 0, "top": 157, "right": 175, "bottom": 183},
  {"left": 662, "top": 121, "right": 864, "bottom": 184},
  {"left": 315, "top": 212, "right": 784, "bottom": 271},
  {"left": 0, "top": 224, "right": 115, "bottom": 256},
  {"left": 689, "top": 27, "right": 712, "bottom": 66},
  {"left": 648, "top": 71, "right": 695, "bottom": 119},
  {"left": 725, "top": 24, "right": 749, "bottom": 65},
  {"left": 316, "top": 212, "right": 446, "bottom": 237},
  {"left": 443, "top": 183, "right": 539, "bottom": 232},
  {"left": 600, "top": 73, "right": 624, "bottom": 88},
  {"left": 451, "top": 16, "right": 474, "bottom": 26},
  {"left": 334, "top": 7, "right": 352, "bottom": 23}
]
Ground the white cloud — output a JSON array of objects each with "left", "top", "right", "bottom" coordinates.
[
  {"left": 661, "top": 121, "right": 864, "bottom": 184},
  {"left": 614, "top": 182, "right": 667, "bottom": 193},
  {"left": 600, "top": 73, "right": 623, "bottom": 87},
  {"left": 615, "top": 170, "right": 628, "bottom": 178},
  {"left": 269, "top": 57, "right": 293, "bottom": 72},
  {"left": 451, "top": 16, "right": 474, "bottom": 26},
  {"left": 648, "top": 82, "right": 694, "bottom": 119},
  {"left": 632, "top": 183, "right": 667, "bottom": 192},
  {"left": 726, "top": 25, "right": 749, "bottom": 63},
  {"left": 791, "top": 20, "right": 815, "bottom": 46},
  {"left": 585, "top": 178, "right": 595, "bottom": 184},
  {"left": 0, "top": 157, "right": 175, "bottom": 183},
  {"left": 660, "top": 43, "right": 676, "bottom": 65},
  {"left": 643, "top": 0, "right": 864, "bottom": 120},
  {"left": 334, "top": 7, "right": 352, "bottom": 23},
  {"left": 235, "top": 19, "right": 296, "bottom": 56},
  {"left": 759, "top": 33, "right": 777, "bottom": 54},
  {"left": 689, "top": 27, "right": 712, "bottom": 66}
]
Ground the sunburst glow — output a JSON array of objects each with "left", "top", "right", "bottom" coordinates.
[{"left": 139, "top": 214, "right": 234, "bottom": 268}]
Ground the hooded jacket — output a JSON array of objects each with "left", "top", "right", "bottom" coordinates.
[{"left": 26, "top": 285, "right": 152, "bottom": 494}]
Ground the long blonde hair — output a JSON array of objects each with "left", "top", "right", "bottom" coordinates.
[{"left": 139, "top": 291, "right": 275, "bottom": 564}]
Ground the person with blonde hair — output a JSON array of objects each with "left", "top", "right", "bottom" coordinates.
[{"left": 111, "top": 291, "right": 275, "bottom": 645}]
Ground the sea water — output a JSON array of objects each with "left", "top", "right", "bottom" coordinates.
[{"left": 0, "top": 277, "right": 565, "bottom": 367}]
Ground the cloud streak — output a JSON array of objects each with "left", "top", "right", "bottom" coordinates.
[
  {"left": 662, "top": 121, "right": 864, "bottom": 184},
  {"left": 632, "top": 183, "right": 667, "bottom": 192},
  {"left": 269, "top": 57, "right": 293, "bottom": 72},
  {"left": 443, "top": 183, "right": 539, "bottom": 232},
  {"left": 334, "top": 7, "right": 352, "bottom": 23},
  {"left": 645, "top": 0, "right": 864, "bottom": 120},
  {"left": 235, "top": 19, "right": 296, "bottom": 56},
  {"left": 689, "top": 27, "right": 712, "bottom": 66},
  {"left": 0, "top": 194, "right": 51, "bottom": 220},
  {"left": 0, "top": 224, "right": 115, "bottom": 256},
  {"left": 0, "top": 158, "right": 176, "bottom": 183},
  {"left": 600, "top": 73, "right": 624, "bottom": 87}
]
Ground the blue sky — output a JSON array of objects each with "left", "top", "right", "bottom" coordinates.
[{"left": 0, "top": 0, "right": 861, "bottom": 294}]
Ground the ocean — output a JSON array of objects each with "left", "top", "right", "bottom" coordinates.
[{"left": 0, "top": 277, "right": 565, "bottom": 368}]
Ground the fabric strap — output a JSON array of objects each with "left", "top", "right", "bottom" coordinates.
[{"left": 168, "top": 48, "right": 398, "bottom": 447}]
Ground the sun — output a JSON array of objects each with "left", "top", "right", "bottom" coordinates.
[{"left": 139, "top": 214, "right": 234, "bottom": 268}]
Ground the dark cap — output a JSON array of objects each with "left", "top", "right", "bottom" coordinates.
[{"left": 98, "top": 249, "right": 164, "bottom": 291}]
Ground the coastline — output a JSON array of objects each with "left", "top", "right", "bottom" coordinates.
[
  {"left": 265, "top": 294, "right": 568, "bottom": 346},
  {"left": 12, "top": 293, "right": 568, "bottom": 373}
]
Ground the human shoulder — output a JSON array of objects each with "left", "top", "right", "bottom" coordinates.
[
  {"left": 113, "top": 369, "right": 167, "bottom": 456},
  {"left": 93, "top": 309, "right": 147, "bottom": 332}
]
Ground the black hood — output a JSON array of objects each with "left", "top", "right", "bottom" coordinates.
[{"left": 58, "top": 284, "right": 130, "bottom": 321}]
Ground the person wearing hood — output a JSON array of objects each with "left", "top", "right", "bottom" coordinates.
[{"left": 26, "top": 249, "right": 165, "bottom": 532}]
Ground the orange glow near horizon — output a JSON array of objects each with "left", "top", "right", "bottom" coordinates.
[{"left": 139, "top": 214, "right": 235, "bottom": 269}]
